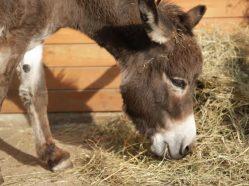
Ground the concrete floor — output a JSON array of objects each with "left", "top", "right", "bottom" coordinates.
[{"left": 0, "top": 113, "right": 122, "bottom": 186}]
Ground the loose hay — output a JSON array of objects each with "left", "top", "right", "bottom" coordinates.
[{"left": 3, "top": 28, "right": 249, "bottom": 186}]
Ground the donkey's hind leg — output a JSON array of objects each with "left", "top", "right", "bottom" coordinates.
[{"left": 18, "top": 44, "right": 72, "bottom": 171}]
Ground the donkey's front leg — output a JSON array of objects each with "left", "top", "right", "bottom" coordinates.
[{"left": 18, "top": 44, "right": 72, "bottom": 171}]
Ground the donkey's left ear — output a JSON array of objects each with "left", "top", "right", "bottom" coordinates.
[
  {"left": 138, "top": 0, "right": 168, "bottom": 44},
  {"left": 186, "top": 5, "right": 207, "bottom": 28}
]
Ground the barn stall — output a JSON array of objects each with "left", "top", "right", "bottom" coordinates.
[{"left": 0, "top": 0, "right": 248, "bottom": 185}]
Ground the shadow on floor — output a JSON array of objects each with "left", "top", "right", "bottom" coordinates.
[{"left": 0, "top": 138, "right": 47, "bottom": 169}]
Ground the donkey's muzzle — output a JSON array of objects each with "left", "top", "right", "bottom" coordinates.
[{"left": 150, "top": 113, "right": 196, "bottom": 159}]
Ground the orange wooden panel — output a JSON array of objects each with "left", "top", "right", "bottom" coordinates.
[
  {"left": 196, "top": 17, "right": 246, "bottom": 30},
  {"left": 4, "top": 0, "right": 248, "bottom": 114},
  {"left": 10, "top": 66, "right": 121, "bottom": 90},
  {"left": 1, "top": 90, "right": 122, "bottom": 113},
  {"left": 43, "top": 44, "right": 116, "bottom": 67}
]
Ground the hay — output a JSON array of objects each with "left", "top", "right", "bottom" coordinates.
[{"left": 3, "top": 28, "right": 249, "bottom": 186}]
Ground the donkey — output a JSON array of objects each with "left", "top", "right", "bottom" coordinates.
[{"left": 0, "top": 0, "right": 206, "bottom": 171}]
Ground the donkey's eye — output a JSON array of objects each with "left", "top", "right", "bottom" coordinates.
[{"left": 171, "top": 78, "right": 187, "bottom": 89}]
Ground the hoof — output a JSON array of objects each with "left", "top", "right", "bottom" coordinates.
[
  {"left": 39, "top": 143, "right": 73, "bottom": 171},
  {"left": 49, "top": 154, "right": 73, "bottom": 172}
]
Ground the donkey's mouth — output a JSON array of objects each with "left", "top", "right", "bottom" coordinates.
[
  {"left": 162, "top": 142, "right": 171, "bottom": 159},
  {"left": 151, "top": 141, "right": 189, "bottom": 160},
  {"left": 150, "top": 140, "right": 171, "bottom": 159}
]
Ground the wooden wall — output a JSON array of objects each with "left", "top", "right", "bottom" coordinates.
[{"left": 1, "top": 0, "right": 248, "bottom": 113}]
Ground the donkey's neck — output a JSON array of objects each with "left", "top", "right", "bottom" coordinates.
[{"left": 57, "top": 0, "right": 152, "bottom": 60}]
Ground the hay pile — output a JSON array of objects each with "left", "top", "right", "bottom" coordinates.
[{"left": 4, "top": 28, "right": 249, "bottom": 185}]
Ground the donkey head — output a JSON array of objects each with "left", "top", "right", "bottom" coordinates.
[{"left": 120, "top": 0, "right": 206, "bottom": 159}]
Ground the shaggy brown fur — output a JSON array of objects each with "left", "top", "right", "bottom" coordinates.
[{"left": 0, "top": 0, "right": 206, "bottom": 170}]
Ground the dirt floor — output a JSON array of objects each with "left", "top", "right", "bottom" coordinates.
[{"left": 0, "top": 113, "right": 123, "bottom": 186}]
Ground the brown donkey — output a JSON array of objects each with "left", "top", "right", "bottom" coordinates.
[{"left": 0, "top": 0, "right": 206, "bottom": 171}]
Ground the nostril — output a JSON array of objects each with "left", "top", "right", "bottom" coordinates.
[
  {"left": 181, "top": 145, "right": 192, "bottom": 156},
  {"left": 184, "top": 146, "right": 190, "bottom": 154}
]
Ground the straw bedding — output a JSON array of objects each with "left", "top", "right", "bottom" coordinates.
[{"left": 4, "top": 28, "right": 249, "bottom": 186}]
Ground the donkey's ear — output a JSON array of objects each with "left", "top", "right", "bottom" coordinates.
[
  {"left": 138, "top": 0, "right": 168, "bottom": 44},
  {"left": 186, "top": 5, "right": 206, "bottom": 28}
]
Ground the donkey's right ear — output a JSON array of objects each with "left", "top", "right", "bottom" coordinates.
[
  {"left": 186, "top": 5, "right": 207, "bottom": 28},
  {"left": 138, "top": 0, "right": 168, "bottom": 44}
]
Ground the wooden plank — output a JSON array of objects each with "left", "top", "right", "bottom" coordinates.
[
  {"left": 10, "top": 66, "right": 121, "bottom": 90},
  {"left": 4, "top": 0, "right": 248, "bottom": 114},
  {"left": 1, "top": 90, "right": 123, "bottom": 113},
  {"left": 196, "top": 17, "right": 246, "bottom": 30},
  {"left": 170, "top": 0, "right": 248, "bottom": 18},
  {"left": 45, "top": 28, "right": 94, "bottom": 44},
  {"left": 43, "top": 44, "right": 116, "bottom": 67}
]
